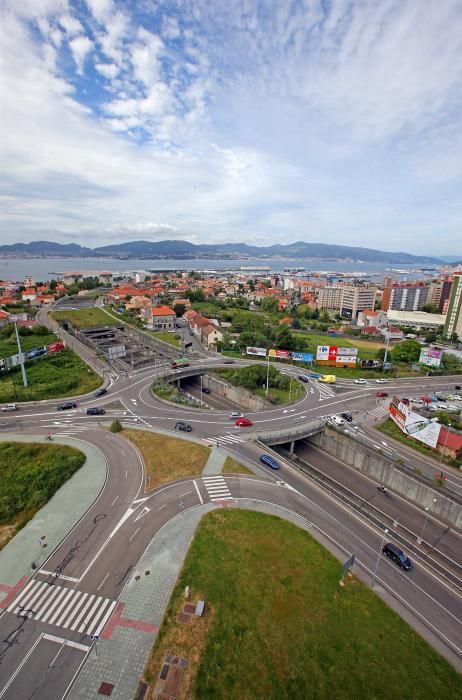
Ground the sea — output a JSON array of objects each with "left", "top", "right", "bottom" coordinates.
[{"left": 0, "top": 257, "right": 433, "bottom": 282}]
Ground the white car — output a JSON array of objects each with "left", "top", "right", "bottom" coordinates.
[
  {"left": 330, "top": 415, "right": 345, "bottom": 426},
  {"left": 354, "top": 378, "right": 367, "bottom": 384},
  {"left": 229, "top": 411, "right": 243, "bottom": 419},
  {"left": 375, "top": 379, "right": 388, "bottom": 384},
  {"left": 1, "top": 403, "right": 17, "bottom": 412},
  {"left": 453, "top": 395, "right": 461, "bottom": 401}
]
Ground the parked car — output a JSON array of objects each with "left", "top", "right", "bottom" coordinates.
[
  {"left": 94, "top": 388, "right": 107, "bottom": 397},
  {"left": 202, "top": 387, "right": 211, "bottom": 394},
  {"left": 260, "top": 454, "right": 280, "bottom": 470},
  {"left": 87, "top": 407, "right": 105, "bottom": 415},
  {"left": 452, "top": 395, "right": 461, "bottom": 401},
  {"left": 340, "top": 412, "right": 353, "bottom": 422},
  {"left": 235, "top": 417, "right": 253, "bottom": 427},
  {"left": 376, "top": 391, "right": 388, "bottom": 398},
  {"left": 330, "top": 415, "right": 345, "bottom": 426},
  {"left": 401, "top": 398, "right": 410, "bottom": 405},
  {"left": 375, "top": 378, "right": 388, "bottom": 384},
  {"left": 229, "top": 411, "right": 243, "bottom": 419},
  {"left": 354, "top": 378, "right": 367, "bottom": 384},
  {"left": 57, "top": 402, "right": 77, "bottom": 411},
  {"left": 382, "top": 543, "right": 413, "bottom": 570},
  {"left": 175, "top": 421, "right": 192, "bottom": 432},
  {"left": 298, "top": 375, "right": 309, "bottom": 383},
  {"left": 455, "top": 385, "right": 461, "bottom": 390},
  {"left": 223, "top": 359, "right": 235, "bottom": 364},
  {"left": 1, "top": 403, "right": 17, "bottom": 412}
]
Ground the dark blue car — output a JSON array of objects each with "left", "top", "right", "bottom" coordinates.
[{"left": 260, "top": 454, "right": 280, "bottom": 470}]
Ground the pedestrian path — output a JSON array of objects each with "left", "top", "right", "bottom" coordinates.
[
  {"left": 207, "top": 432, "right": 245, "bottom": 447},
  {"left": 202, "top": 475, "right": 233, "bottom": 502},
  {"left": 8, "top": 578, "right": 117, "bottom": 636}
]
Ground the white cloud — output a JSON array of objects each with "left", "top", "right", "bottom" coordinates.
[
  {"left": 58, "top": 13, "right": 83, "bottom": 37},
  {"left": 131, "top": 28, "right": 163, "bottom": 88},
  {"left": 95, "top": 62, "right": 119, "bottom": 79},
  {"left": 69, "top": 35, "right": 93, "bottom": 74},
  {"left": 84, "top": 0, "right": 113, "bottom": 24}
]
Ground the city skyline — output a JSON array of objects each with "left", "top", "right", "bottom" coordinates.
[{"left": 1, "top": 0, "right": 462, "bottom": 255}]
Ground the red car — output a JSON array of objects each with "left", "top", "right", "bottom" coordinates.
[
  {"left": 376, "top": 391, "right": 388, "bottom": 398},
  {"left": 235, "top": 417, "right": 253, "bottom": 427}
]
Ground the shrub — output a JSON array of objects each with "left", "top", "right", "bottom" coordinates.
[{"left": 110, "top": 420, "right": 123, "bottom": 433}]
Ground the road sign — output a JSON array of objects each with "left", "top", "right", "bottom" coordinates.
[{"left": 340, "top": 553, "right": 356, "bottom": 586}]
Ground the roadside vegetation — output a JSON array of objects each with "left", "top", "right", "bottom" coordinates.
[
  {"left": 222, "top": 456, "right": 253, "bottom": 475},
  {"left": 215, "top": 364, "right": 303, "bottom": 404},
  {"left": 0, "top": 441, "right": 86, "bottom": 549},
  {"left": 0, "top": 348, "right": 101, "bottom": 403},
  {"left": 152, "top": 379, "right": 199, "bottom": 407},
  {"left": 0, "top": 323, "right": 57, "bottom": 359},
  {"left": 150, "top": 331, "right": 182, "bottom": 347},
  {"left": 122, "top": 428, "right": 210, "bottom": 490},
  {"left": 378, "top": 418, "right": 460, "bottom": 467},
  {"left": 51, "top": 307, "right": 120, "bottom": 329},
  {"left": 143, "top": 509, "right": 460, "bottom": 699}
]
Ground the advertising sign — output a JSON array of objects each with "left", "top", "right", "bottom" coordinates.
[
  {"left": 419, "top": 348, "right": 442, "bottom": 368},
  {"left": 337, "top": 347, "right": 358, "bottom": 357},
  {"left": 328, "top": 346, "right": 338, "bottom": 361},
  {"left": 316, "top": 345, "right": 330, "bottom": 361},
  {"left": 246, "top": 346, "right": 267, "bottom": 357},
  {"left": 360, "top": 359, "right": 382, "bottom": 369},
  {"left": 336, "top": 356, "right": 357, "bottom": 367},
  {"left": 292, "top": 352, "right": 314, "bottom": 362},
  {"left": 268, "top": 349, "right": 290, "bottom": 358},
  {"left": 389, "top": 397, "right": 441, "bottom": 448}
]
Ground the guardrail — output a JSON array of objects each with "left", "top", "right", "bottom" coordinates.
[{"left": 255, "top": 418, "right": 326, "bottom": 445}]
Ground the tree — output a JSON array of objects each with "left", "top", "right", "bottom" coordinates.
[
  {"left": 174, "top": 303, "right": 186, "bottom": 317},
  {"left": 422, "top": 303, "right": 438, "bottom": 314},
  {"left": 261, "top": 296, "right": 279, "bottom": 313},
  {"left": 275, "top": 325, "right": 294, "bottom": 350},
  {"left": 390, "top": 339, "right": 421, "bottom": 363},
  {"left": 424, "top": 331, "right": 438, "bottom": 344},
  {"left": 49, "top": 279, "right": 58, "bottom": 291},
  {"left": 292, "top": 318, "right": 301, "bottom": 330}
]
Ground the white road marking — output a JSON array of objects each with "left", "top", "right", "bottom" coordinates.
[
  {"left": 134, "top": 506, "right": 150, "bottom": 522},
  {"left": 0, "top": 633, "right": 44, "bottom": 698},
  {"left": 178, "top": 490, "right": 192, "bottom": 498},
  {"left": 111, "top": 496, "right": 119, "bottom": 506},
  {"left": 129, "top": 526, "right": 141, "bottom": 542},
  {"left": 43, "top": 633, "right": 89, "bottom": 652},
  {"left": 193, "top": 480, "right": 204, "bottom": 504},
  {"left": 97, "top": 573, "right": 110, "bottom": 591}
]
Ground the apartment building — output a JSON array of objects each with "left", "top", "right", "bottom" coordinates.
[
  {"left": 317, "top": 286, "right": 343, "bottom": 311},
  {"left": 381, "top": 283, "right": 429, "bottom": 312},
  {"left": 443, "top": 273, "right": 462, "bottom": 341},
  {"left": 340, "top": 286, "right": 377, "bottom": 320}
]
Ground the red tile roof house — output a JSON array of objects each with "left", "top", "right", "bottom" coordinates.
[
  {"left": 144, "top": 305, "right": 176, "bottom": 331},
  {"left": 0, "top": 310, "right": 10, "bottom": 327}
]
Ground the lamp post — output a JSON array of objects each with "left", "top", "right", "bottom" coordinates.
[
  {"left": 417, "top": 498, "right": 436, "bottom": 545},
  {"left": 371, "top": 527, "right": 388, "bottom": 588},
  {"left": 265, "top": 353, "right": 270, "bottom": 396}
]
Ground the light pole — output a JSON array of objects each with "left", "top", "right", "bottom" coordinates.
[
  {"left": 200, "top": 374, "right": 203, "bottom": 407},
  {"left": 371, "top": 527, "right": 388, "bottom": 588},
  {"left": 417, "top": 498, "right": 436, "bottom": 545},
  {"left": 265, "top": 353, "right": 270, "bottom": 396},
  {"left": 439, "top": 423, "right": 451, "bottom": 464}
]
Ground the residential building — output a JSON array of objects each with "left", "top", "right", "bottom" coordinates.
[
  {"left": 443, "top": 273, "right": 462, "bottom": 341},
  {"left": 145, "top": 305, "right": 176, "bottom": 331},
  {"left": 0, "top": 310, "right": 10, "bottom": 327},
  {"left": 201, "top": 323, "right": 223, "bottom": 350},
  {"left": 21, "top": 288, "right": 37, "bottom": 302},
  {"left": 317, "top": 286, "right": 343, "bottom": 311},
  {"left": 357, "top": 309, "right": 387, "bottom": 328},
  {"left": 381, "top": 283, "right": 429, "bottom": 312},
  {"left": 340, "top": 286, "right": 377, "bottom": 320}
]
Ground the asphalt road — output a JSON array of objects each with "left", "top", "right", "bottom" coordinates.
[{"left": 1, "top": 355, "right": 462, "bottom": 696}]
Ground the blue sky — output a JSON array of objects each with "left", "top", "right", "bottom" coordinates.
[{"left": 1, "top": 0, "right": 461, "bottom": 255}]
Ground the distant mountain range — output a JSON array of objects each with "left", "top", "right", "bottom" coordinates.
[{"left": 0, "top": 239, "right": 446, "bottom": 265}]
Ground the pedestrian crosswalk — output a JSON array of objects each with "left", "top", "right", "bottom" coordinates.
[
  {"left": 369, "top": 404, "right": 389, "bottom": 419},
  {"left": 208, "top": 433, "right": 245, "bottom": 447},
  {"left": 202, "top": 475, "right": 233, "bottom": 502},
  {"left": 317, "top": 384, "right": 336, "bottom": 400},
  {"left": 7, "top": 579, "right": 117, "bottom": 637}
]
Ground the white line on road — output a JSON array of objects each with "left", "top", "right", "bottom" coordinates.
[
  {"left": 193, "top": 480, "right": 203, "bottom": 504},
  {"left": 97, "top": 572, "right": 110, "bottom": 591},
  {"left": 42, "top": 633, "right": 89, "bottom": 652},
  {"left": 178, "top": 490, "right": 192, "bottom": 498},
  {"left": 111, "top": 496, "right": 119, "bottom": 506},
  {"left": 134, "top": 506, "right": 150, "bottom": 522},
  {"left": 158, "top": 504, "right": 166, "bottom": 510},
  {"left": 129, "top": 526, "right": 141, "bottom": 542},
  {"left": 0, "top": 633, "right": 44, "bottom": 698}
]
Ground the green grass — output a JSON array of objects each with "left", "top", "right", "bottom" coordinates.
[
  {"left": 0, "top": 441, "right": 86, "bottom": 548},
  {"left": 254, "top": 382, "right": 304, "bottom": 404},
  {"left": 146, "top": 510, "right": 460, "bottom": 699},
  {"left": 378, "top": 418, "right": 460, "bottom": 467},
  {"left": 51, "top": 307, "right": 121, "bottom": 329},
  {"left": 0, "top": 329, "right": 57, "bottom": 358},
  {"left": 150, "top": 331, "right": 182, "bottom": 347},
  {"left": 0, "top": 348, "right": 102, "bottom": 402},
  {"left": 222, "top": 456, "right": 253, "bottom": 474}
]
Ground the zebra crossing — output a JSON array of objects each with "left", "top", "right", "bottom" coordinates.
[
  {"left": 316, "top": 383, "right": 336, "bottom": 400},
  {"left": 7, "top": 578, "right": 117, "bottom": 637},
  {"left": 202, "top": 475, "right": 233, "bottom": 502},
  {"left": 208, "top": 433, "right": 245, "bottom": 447},
  {"left": 369, "top": 404, "right": 389, "bottom": 419}
]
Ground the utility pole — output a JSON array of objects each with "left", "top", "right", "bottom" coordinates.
[
  {"left": 14, "top": 322, "right": 28, "bottom": 388},
  {"left": 383, "top": 333, "right": 391, "bottom": 369},
  {"left": 266, "top": 353, "right": 270, "bottom": 396}
]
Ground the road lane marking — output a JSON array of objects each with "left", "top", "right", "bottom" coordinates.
[
  {"left": 134, "top": 506, "right": 150, "bottom": 522},
  {"left": 42, "top": 633, "right": 89, "bottom": 652},
  {"left": 39, "top": 571, "right": 79, "bottom": 582},
  {"left": 158, "top": 504, "right": 167, "bottom": 510},
  {"left": 97, "top": 573, "right": 110, "bottom": 591},
  {"left": 193, "top": 480, "right": 203, "bottom": 504},
  {"left": 0, "top": 633, "right": 44, "bottom": 698},
  {"left": 129, "top": 526, "right": 141, "bottom": 542},
  {"left": 111, "top": 495, "right": 119, "bottom": 506},
  {"left": 178, "top": 490, "right": 192, "bottom": 498}
]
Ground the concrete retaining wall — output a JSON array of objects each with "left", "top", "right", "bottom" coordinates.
[
  {"left": 309, "top": 429, "right": 462, "bottom": 530},
  {"left": 202, "top": 374, "right": 268, "bottom": 411}
]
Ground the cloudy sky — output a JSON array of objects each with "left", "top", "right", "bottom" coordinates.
[{"left": 1, "top": 0, "right": 461, "bottom": 255}]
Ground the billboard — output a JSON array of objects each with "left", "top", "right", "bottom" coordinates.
[
  {"left": 316, "top": 345, "right": 330, "bottom": 361},
  {"left": 337, "top": 347, "right": 358, "bottom": 357},
  {"left": 419, "top": 347, "right": 442, "bottom": 368},
  {"left": 246, "top": 346, "right": 267, "bottom": 357},
  {"left": 389, "top": 397, "right": 441, "bottom": 448},
  {"left": 317, "top": 345, "right": 357, "bottom": 367},
  {"left": 292, "top": 352, "right": 314, "bottom": 362},
  {"left": 269, "top": 349, "right": 290, "bottom": 359},
  {"left": 360, "top": 359, "right": 382, "bottom": 369}
]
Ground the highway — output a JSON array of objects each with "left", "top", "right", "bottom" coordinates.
[{"left": 0, "top": 346, "right": 461, "bottom": 696}]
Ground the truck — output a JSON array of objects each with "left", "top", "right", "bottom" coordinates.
[{"left": 170, "top": 358, "right": 190, "bottom": 369}]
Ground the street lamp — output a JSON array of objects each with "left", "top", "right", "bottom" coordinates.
[
  {"left": 371, "top": 527, "right": 388, "bottom": 588},
  {"left": 417, "top": 498, "right": 436, "bottom": 545}
]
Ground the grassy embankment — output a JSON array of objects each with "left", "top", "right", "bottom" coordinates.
[
  {"left": 51, "top": 307, "right": 121, "bottom": 329},
  {"left": 221, "top": 456, "right": 253, "bottom": 475},
  {"left": 122, "top": 428, "right": 210, "bottom": 491},
  {"left": 0, "top": 441, "right": 86, "bottom": 549},
  {"left": 150, "top": 332, "right": 182, "bottom": 347},
  {"left": 143, "top": 509, "right": 461, "bottom": 700},
  {"left": 378, "top": 418, "right": 461, "bottom": 468}
]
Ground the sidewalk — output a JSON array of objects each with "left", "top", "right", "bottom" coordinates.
[{"left": 0, "top": 434, "right": 106, "bottom": 591}]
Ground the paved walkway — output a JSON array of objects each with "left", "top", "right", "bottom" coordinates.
[
  {"left": 202, "top": 446, "right": 227, "bottom": 475},
  {"left": 0, "top": 434, "right": 106, "bottom": 590}
]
